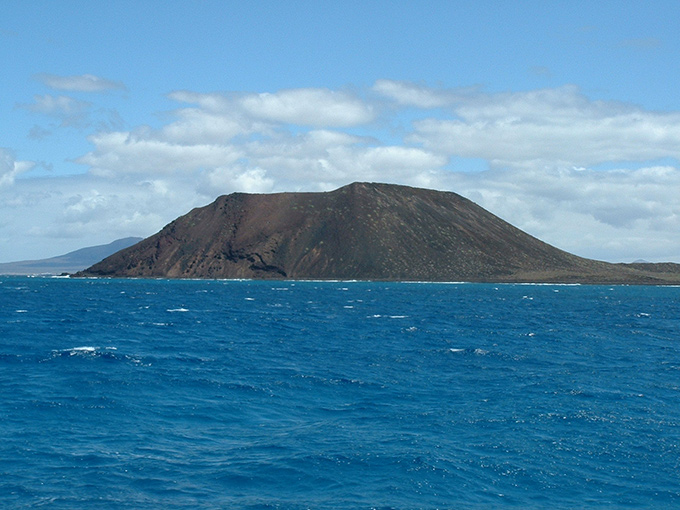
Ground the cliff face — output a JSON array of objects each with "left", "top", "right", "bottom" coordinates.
[{"left": 78, "top": 182, "right": 680, "bottom": 284}]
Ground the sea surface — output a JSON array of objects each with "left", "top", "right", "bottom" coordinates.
[{"left": 1, "top": 277, "right": 679, "bottom": 509}]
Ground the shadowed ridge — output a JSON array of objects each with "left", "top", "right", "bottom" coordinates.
[{"left": 75, "top": 182, "right": 680, "bottom": 284}]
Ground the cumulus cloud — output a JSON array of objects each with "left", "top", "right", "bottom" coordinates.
[
  {"left": 444, "top": 164, "right": 680, "bottom": 262},
  {"left": 75, "top": 87, "right": 439, "bottom": 191},
  {"left": 372, "top": 79, "right": 462, "bottom": 108},
  {"left": 4, "top": 81, "right": 680, "bottom": 263},
  {"left": 168, "top": 87, "right": 374, "bottom": 131},
  {"left": 1, "top": 172, "right": 208, "bottom": 261},
  {"left": 239, "top": 88, "right": 374, "bottom": 126},
  {"left": 77, "top": 131, "right": 243, "bottom": 176},
  {"left": 0, "top": 149, "right": 34, "bottom": 187},
  {"left": 406, "top": 84, "right": 680, "bottom": 169},
  {"left": 34, "top": 73, "right": 126, "bottom": 92},
  {"left": 201, "top": 166, "right": 275, "bottom": 195},
  {"left": 18, "top": 94, "right": 124, "bottom": 134},
  {"left": 18, "top": 94, "right": 93, "bottom": 127}
]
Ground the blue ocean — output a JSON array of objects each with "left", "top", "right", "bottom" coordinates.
[{"left": 1, "top": 277, "right": 679, "bottom": 509}]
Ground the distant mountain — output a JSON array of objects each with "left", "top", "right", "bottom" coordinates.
[
  {"left": 0, "top": 237, "right": 143, "bottom": 275},
  {"left": 76, "top": 183, "right": 680, "bottom": 284}
]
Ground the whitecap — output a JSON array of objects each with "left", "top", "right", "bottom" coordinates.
[
  {"left": 166, "top": 308, "right": 189, "bottom": 312},
  {"left": 51, "top": 346, "right": 98, "bottom": 358},
  {"left": 70, "top": 346, "right": 97, "bottom": 352}
]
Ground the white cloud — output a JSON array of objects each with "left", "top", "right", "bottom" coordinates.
[
  {"left": 373, "top": 79, "right": 462, "bottom": 108},
  {"left": 240, "top": 88, "right": 374, "bottom": 126},
  {"left": 0, "top": 149, "right": 34, "bottom": 187},
  {"left": 167, "top": 87, "right": 374, "bottom": 131},
  {"left": 160, "top": 108, "right": 255, "bottom": 145},
  {"left": 408, "top": 85, "right": 680, "bottom": 169},
  {"left": 77, "top": 131, "right": 243, "bottom": 176},
  {"left": 18, "top": 94, "right": 124, "bottom": 134},
  {"left": 35, "top": 73, "right": 126, "bottom": 92},
  {"left": 19, "top": 94, "right": 93, "bottom": 127},
  {"left": 443, "top": 165, "right": 680, "bottom": 261},
  {"left": 201, "top": 166, "right": 275, "bottom": 195},
  {"left": 4, "top": 82, "right": 680, "bottom": 264},
  {"left": 74, "top": 87, "right": 433, "bottom": 188},
  {"left": 1, "top": 173, "right": 209, "bottom": 261},
  {"left": 167, "top": 90, "right": 231, "bottom": 110}
]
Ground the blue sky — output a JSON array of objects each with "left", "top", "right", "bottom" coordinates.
[{"left": 2, "top": 0, "right": 680, "bottom": 263}]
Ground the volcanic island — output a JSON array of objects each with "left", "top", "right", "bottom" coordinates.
[{"left": 76, "top": 182, "right": 680, "bottom": 285}]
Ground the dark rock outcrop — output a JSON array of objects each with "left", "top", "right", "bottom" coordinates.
[{"left": 76, "top": 182, "right": 680, "bottom": 284}]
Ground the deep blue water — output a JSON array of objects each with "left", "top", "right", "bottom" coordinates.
[{"left": 1, "top": 277, "right": 679, "bottom": 509}]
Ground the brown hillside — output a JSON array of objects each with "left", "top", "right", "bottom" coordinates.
[{"left": 77, "top": 182, "right": 680, "bottom": 284}]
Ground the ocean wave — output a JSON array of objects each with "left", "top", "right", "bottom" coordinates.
[{"left": 45, "top": 346, "right": 144, "bottom": 365}]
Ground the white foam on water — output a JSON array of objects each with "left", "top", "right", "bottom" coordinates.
[
  {"left": 449, "top": 348, "right": 465, "bottom": 353},
  {"left": 52, "top": 346, "right": 99, "bottom": 357},
  {"left": 245, "top": 297, "right": 255, "bottom": 301},
  {"left": 167, "top": 308, "right": 189, "bottom": 312},
  {"left": 70, "top": 346, "right": 96, "bottom": 352},
  {"left": 15, "top": 309, "right": 28, "bottom": 313}
]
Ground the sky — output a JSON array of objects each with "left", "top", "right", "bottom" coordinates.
[{"left": 2, "top": 0, "right": 680, "bottom": 264}]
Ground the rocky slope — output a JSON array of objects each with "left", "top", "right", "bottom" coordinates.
[{"left": 76, "top": 183, "right": 680, "bottom": 284}]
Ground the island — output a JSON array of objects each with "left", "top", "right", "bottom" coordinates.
[{"left": 75, "top": 182, "right": 680, "bottom": 284}]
